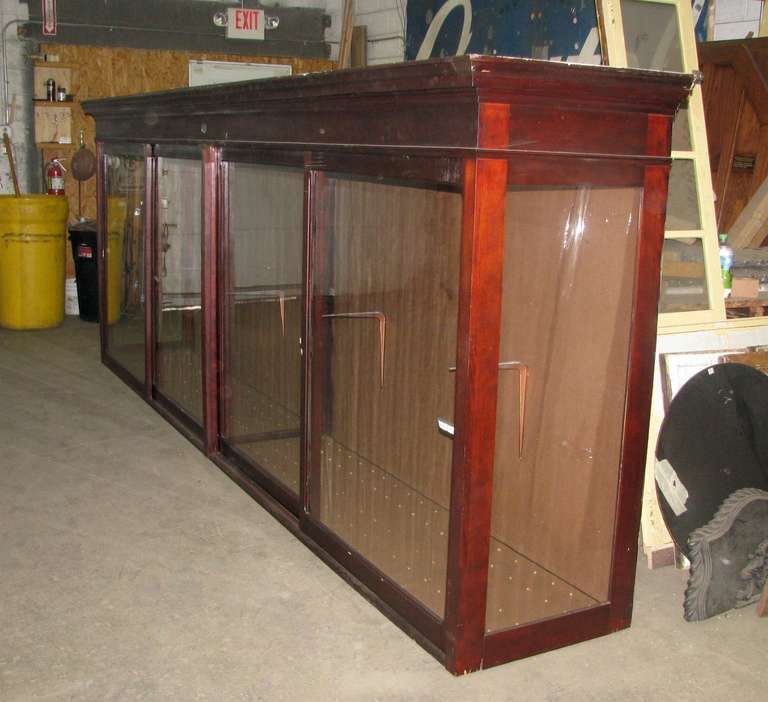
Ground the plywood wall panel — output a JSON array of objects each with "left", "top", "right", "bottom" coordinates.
[{"left": 39, "top": 43, "right": 333, "bottom": 275}]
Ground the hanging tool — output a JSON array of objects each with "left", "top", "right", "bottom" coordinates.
[
  {"left": 70, "top": 129, "right": 96, "bottom": 220},
  {"left": 2, "top": 132, "right": 20, "bottom": 196}
]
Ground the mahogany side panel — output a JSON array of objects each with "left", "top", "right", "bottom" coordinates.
[
  {"left": 482, "top": 605, "right": 612, "bottom": 668},
  {"left": 506, "top": 106, "right": 648, "bottom": 156},
  {"left": 506, "top": 155, "right": 646, "bottom": 187},
  {"left": 609, "top": 162, "right": 671, "bottom": 628},
  {"left": 645, "top": 113, "right": 675, "bottom": 157}
]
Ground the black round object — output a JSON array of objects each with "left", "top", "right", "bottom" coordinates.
[{"left": 655, "top": 362, "right": 768, "bottom": 555}]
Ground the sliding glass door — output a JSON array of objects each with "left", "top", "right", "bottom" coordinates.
[
  {"left": 153, "top": 154, "right": 204, "bottom": 428},
  {"left": 103, "top": 145, "right": 147, "bottom": 386},
  {"left": 219, "top": 161, "right": 305, "bottom": 505}
]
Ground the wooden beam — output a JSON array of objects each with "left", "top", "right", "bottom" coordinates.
[
  {"left": 714, "top": 88, "right": 746, "bottom": 232},
  {"left": 337, "top": 0, "right": 354, "bottom": 69},
  {"left": 728, "top": 173, "right": 768, "bottom": 247},
  {"left": 740, "top": 43, "right": 768, "bottom": 124},
  {"left": 351, "top": 25, "right": 367, "bottom": 68},
  {"left": 760, "top": 5, "right": 768, "bottom": 38},
  {"left": 698, "top": 40, "right": 768, "bottom": 124}
]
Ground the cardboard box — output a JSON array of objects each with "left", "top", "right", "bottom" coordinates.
[{"left": 731, "top": 277, "right": 760, "bottom": 299}]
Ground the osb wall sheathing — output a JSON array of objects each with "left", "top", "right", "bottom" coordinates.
[{"left": 39, "top": 43, "right": 334, "bottom": 275}]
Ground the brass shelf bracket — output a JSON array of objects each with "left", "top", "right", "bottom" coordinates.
[
  {"left": 238, "top": 289, "right": 299, "bottom": 337},
  {"left": 275, "top": 291, "right": 287, "bottom": 336},
  {"left": 322, "top": 311, "right": 387, "bottom": 388},
  {"left": 498, "top": 360, "right": 528, "bottom": 458},
  {"left": 449, "top": 359, "right": 529, "bottom": 457}
]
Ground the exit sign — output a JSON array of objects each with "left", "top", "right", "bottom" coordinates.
[{"left": 226, "top": 8, "right": 265, "bottom": 41}]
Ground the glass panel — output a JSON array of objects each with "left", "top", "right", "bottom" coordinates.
[
  {"left": 222, "top": 164, "right": 304, "bottom": 495},
  {"left": 311, "top": 174, "right": 462, "bottom": 618},
  {"left": 621, "top": 0, "right": 684, "bottom": 72},
  {"left": 104, "top": 149, "right": 146, "bottom": 384},
  {"left": 155, "top": 156, "right": 203, "bottom": 424},
  {"left": 486, "top": 184, "right": 642, "bottom": 632},
  {"left": 671, "top": 105, "right": 692, "bottom": 151},
  {"left": 666, "top": 160, "right": 701, "bottom": 230},
  {"left": 660, "top": 238, "right": 709, "bottom": 313}
]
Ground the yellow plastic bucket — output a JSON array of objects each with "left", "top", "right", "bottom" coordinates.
[
  {"left": 0, "top": 195, "right": 69, "bottom": 330},
  {"left": 106, "top": 196, "right": 127, "bottom": 325}
]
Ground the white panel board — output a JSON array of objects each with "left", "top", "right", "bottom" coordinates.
[{"left": 188, "top": 60, "right": 292, "bottom": 87}]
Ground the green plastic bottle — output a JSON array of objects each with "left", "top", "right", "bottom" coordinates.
[{"left": 719, "top": 233, "right": 733, "bottom": 298}]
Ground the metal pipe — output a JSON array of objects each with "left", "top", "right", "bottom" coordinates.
[
  {"left": 1, "top": 19, "right": 24, "bottom": 126},
  {"left": 329, "top": 33, "right": 404, "bottom": 46}
]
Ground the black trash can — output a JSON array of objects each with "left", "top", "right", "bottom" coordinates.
[{"left": 68, "top": 221, "right": 99, "bottom": 323}]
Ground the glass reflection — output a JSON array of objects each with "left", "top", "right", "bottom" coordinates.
[
  {"left": 312, "top": 175, "right": 462, "bottom": 618},
  {"left": 486, "top": 184, "right": 642, "bottom": 632},
  {"left": 666, "top": 160, "right": 701, "bottom": 231},
  {"left": 221, "top": 164, "right": 304, "bottom": 495},
  {"left": 104, "top": 149, "right": 146, "bottom": 384},
  {"left": 671, "top": 105, "right": 692, "bottom": 152},
  {"left": 621, "top": 0, "right": 684, "bottom": 72},
  {"left": 660, "top": 238, "right": 709, "bottom": 313},
  {"left": 154, "top": 156, "right": 203, "bottom": 424}
]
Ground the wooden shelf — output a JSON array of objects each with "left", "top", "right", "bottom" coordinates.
[
  {"left": 33, "top": 63, "right": 72, "bottom": 101},
  {"left": 725, "top": 297, "right": 768, "bottom": 318},
  {"left": 34, "top": 103, "right": 72, "bottom": 146}
]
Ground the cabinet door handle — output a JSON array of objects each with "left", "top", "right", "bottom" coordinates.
[
  {"left": 322, "top": 311, "right": 387, "bottom": 388},
  {"left": 437, "top": 417, "right": 455, "bottom": 437}
]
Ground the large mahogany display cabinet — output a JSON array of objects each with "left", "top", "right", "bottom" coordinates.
[{"left": 84, "top": 56, "right": 691, "bottom": 674}]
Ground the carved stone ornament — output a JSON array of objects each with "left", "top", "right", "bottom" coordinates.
[{"left": 685, "top": 488, "right": 768, "bottom": 622}]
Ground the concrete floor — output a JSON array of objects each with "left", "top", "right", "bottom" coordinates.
[{"left": 1, "top": 318, "right": 766, "bottom": 702}]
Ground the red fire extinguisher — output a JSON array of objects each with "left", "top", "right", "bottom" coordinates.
[{"left": 46, "top": 158, "right": 66, "bottom": 195}]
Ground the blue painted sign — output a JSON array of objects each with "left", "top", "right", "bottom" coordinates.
[
  {"left": 405, "top": 0, "right": 602, "bottom": 63},
  {"left": 405, "top": 0, "right": 711, "bottom": 64},
  {"left": 693, "top": 0, "right": 709, "bottom": 42}
]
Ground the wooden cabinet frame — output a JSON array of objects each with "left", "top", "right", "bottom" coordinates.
[
  {"left": 85, "top": 57, "right": 690, "bottom": 674},
  {"left": 600, "top": 0, "right": 725, "bottom": 327}
]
